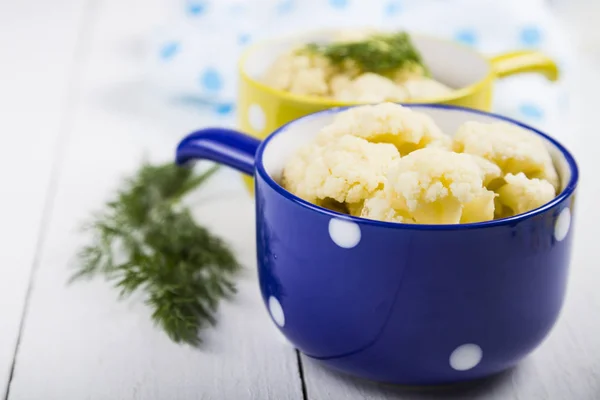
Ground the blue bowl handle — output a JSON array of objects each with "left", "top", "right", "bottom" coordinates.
[{"left": 175, "top": 128, "right": 261, "bottom": 176}]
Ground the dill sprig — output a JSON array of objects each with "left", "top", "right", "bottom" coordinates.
[
  {"left": 71, "top": 162, "right": 240, "bottom": 346},
  {"left": 303, "top": 31, "right": 429, "bottom": 76}
]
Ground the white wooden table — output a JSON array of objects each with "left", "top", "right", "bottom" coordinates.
[{"left": 1, "top": 1, "right": 599, "bottom": 399}]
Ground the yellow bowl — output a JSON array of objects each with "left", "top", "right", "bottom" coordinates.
[{"left": 236, "top": 30, "right": 559, "bottom": 194}]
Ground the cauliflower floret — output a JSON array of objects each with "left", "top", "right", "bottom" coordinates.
[
  {"left": 360, "top": 190, "right": 413, "bottom": 223},
  {"left": 332, "top": 73, "right": 409, "bottom": 103},
  {"left": 264, "top": 52, "right": 331, "bottom": 96},
  {"left": 468, "top": 154, "right": 503, "bottom": 187},
  {"left": 317, "top": 102, "right": 451, "bottom": 155},
  {"left": 402, "top": 77, "right": 453, "bottom": 100},
  {"left": 281, "top": 135, "right": 400, "bottom": 206},
  {"left": 495, "top": 172, "right": 556, "bottom": 216},
  {"left": 346, "top": 201, "right": 365, "bottom": 217},
  {"left": 392, "top": 61, "right": 428, "bottom": 83},
  {"left": 382, "top": 148, "right": 496, "bottom": 224},
  {"left": 330, "top": 74, "right": 353, "bottom": 94},
  {"left": 289, "top": 68, "right": 330, "bottom": 95},
  {"left": 461, "top": 190, "right": 497, "bottom": 223},
  {"left": 453, "top": 121, "right": 559, "bottom": 191}
]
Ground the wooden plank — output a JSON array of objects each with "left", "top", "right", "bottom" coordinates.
[
  {"left": 0, "top": 0, "right": 88, "bottom": 395},
  {"left": 300, "top": 45, "right": 598, "bottom": 400},
  {"left": 6, "top": 0, "right": 303, "bottom": 399}
]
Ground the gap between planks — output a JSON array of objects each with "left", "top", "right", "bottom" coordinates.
[{"left": 296, "top": 350, "right": 309, "bottom": 400}]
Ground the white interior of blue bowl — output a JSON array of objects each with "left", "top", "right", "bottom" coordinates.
[
  {"left": 262, "top": 106, "right": 571, "bottom": 194},
  {"left": 243, "top": 30, "right": 490, "bottom": 90}
]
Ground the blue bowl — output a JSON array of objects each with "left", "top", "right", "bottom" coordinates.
[{"left": 175, "top": 104, "right": 578, "bottom": 385}]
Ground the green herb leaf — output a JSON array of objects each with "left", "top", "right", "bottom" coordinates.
[
  {"left": 302, "top": 31, "right": 430, "bottom": 76},
  {"left": 71, "top": 162, "right": 240, "bottom": 346}
]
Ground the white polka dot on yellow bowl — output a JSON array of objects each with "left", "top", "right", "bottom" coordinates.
[{"left": 248, "top": 103, "right": 266, "bottom": 132}]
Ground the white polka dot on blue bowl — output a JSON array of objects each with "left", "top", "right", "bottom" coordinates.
[
  {"left": 554, "top": 207, "right": 571, "bottom": 242},
  {"left": 248, "top": 103, "right": 266, "bottom": 132},
  {"left": 449, "top": 343, "right": 482, "bottom": 371},
  {"left": 328, "top": 218, "right": 361, "bottom": 249},
  {"left": 268, "top": 296, "right": 285, "bottom": 327}
]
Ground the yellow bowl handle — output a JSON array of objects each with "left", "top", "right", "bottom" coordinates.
[{"left": 489, "top": 50, "right": 559, "bottom": 82}]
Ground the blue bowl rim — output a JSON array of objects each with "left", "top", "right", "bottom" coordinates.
[{"left": 254, "top": 103, "right": 579, "bottom": 231}]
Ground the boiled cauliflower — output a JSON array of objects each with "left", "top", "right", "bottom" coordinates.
[
  {"left": 281, "top": 135, "right": 400, "bottom": 210},
  {"left": 264, "top": 52, "right": 332, "bottom": 96},
  {"left": 360, "top": 190, "right": 413, "bottom": 223},
  {"left": 402, "top": 77, "right": 453, "bottom": 100},
  {"left": 331, "top": 73, "right": 409, "bottom": 103},
  {"left": 281, "top": 104, "right": 559, "bottom": 224},
  {"left": 316, "top": 102, "right": 451, "bottom": 155},
  {"left": 376, "top": 148, "right": 497, "bottom": 224},
  {"left": 495, "top": 172, "right": 556, "bottom": 217},
  {"left": 391, "top": 61, "right": 428, "bottom": 83},
  {"left": 453, "top": 121, "right": 559, "bottom": 191},
  {"left": 468, "top": 154, "right": 503, "bottom": 187},
  {"left": 262, "top": 30, "right": 455, "bottom": 102}
]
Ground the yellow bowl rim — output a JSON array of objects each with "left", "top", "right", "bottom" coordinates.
[{"left": 237, "top": 29, "right": 496, "bottom": 106}]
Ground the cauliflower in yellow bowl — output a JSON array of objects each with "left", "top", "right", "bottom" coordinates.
[
  {"left": 281, "top": 103, "right": 559, "bottom": 224},
  {"left": 264, "top": 31, "right": 453, "bottom": 103}
]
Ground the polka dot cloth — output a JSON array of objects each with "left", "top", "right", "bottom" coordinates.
[
  {"left": 454, "top": 29, "right": 478, "bottom": 46},
  {"left": 200, "top": 68, "right": 223, "bottom": 92},
  {"left": 384, "top": 1, "right": 402, "bottom": 16},
  {"left": 146, "top": 0, "right": 572, "bottom": 142},
  {"left": 186, "top": 1, "right": 207, "bottom": 16},
  {"left": 520, "top": 26, "right": 543, "bottom": 47},
  {"left": 277, "top": 0, "right": 294, "bottom": 14},
  {"left": 159, "top": 42, "right": 179, "bottom": 60},
  {"left": 329, "top": 0, "right": 348, "bottom": 9}
]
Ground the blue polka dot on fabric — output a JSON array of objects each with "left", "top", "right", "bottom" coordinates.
[
  {"left": 520, "top": 26, "right": 543, "bottom": 47},
  {"left": 187, "top": 1, "right": 207, "bottom": 16},
  {"left": 277, "top": 0, "right": 294, "bottom": 14},
  {"left": 229, "top": 3, "right": 246, "bottom": 15},
  {"left": 519, "top": 103, "right": 544, "bottom": 119},
  {"left": 238, "top": 33, "right": 251, "bottom": 46},
  {"left": 454, "top": 29, "right": 478, "bottom": 46},
  {"left": 159, "top": 42, "right": 179, "bottom": 60},
  {"left": 329, "top": 0, "right": 348, "bottom": 9},
  {"left": 385, "top": 1, "right": 402, "bottom": 15},
  {"left": 200, "top": 68, "right": 223, "bottom": 92},
  {"left": 214, "top": 102, "right": 235, "bottom": 115}
]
